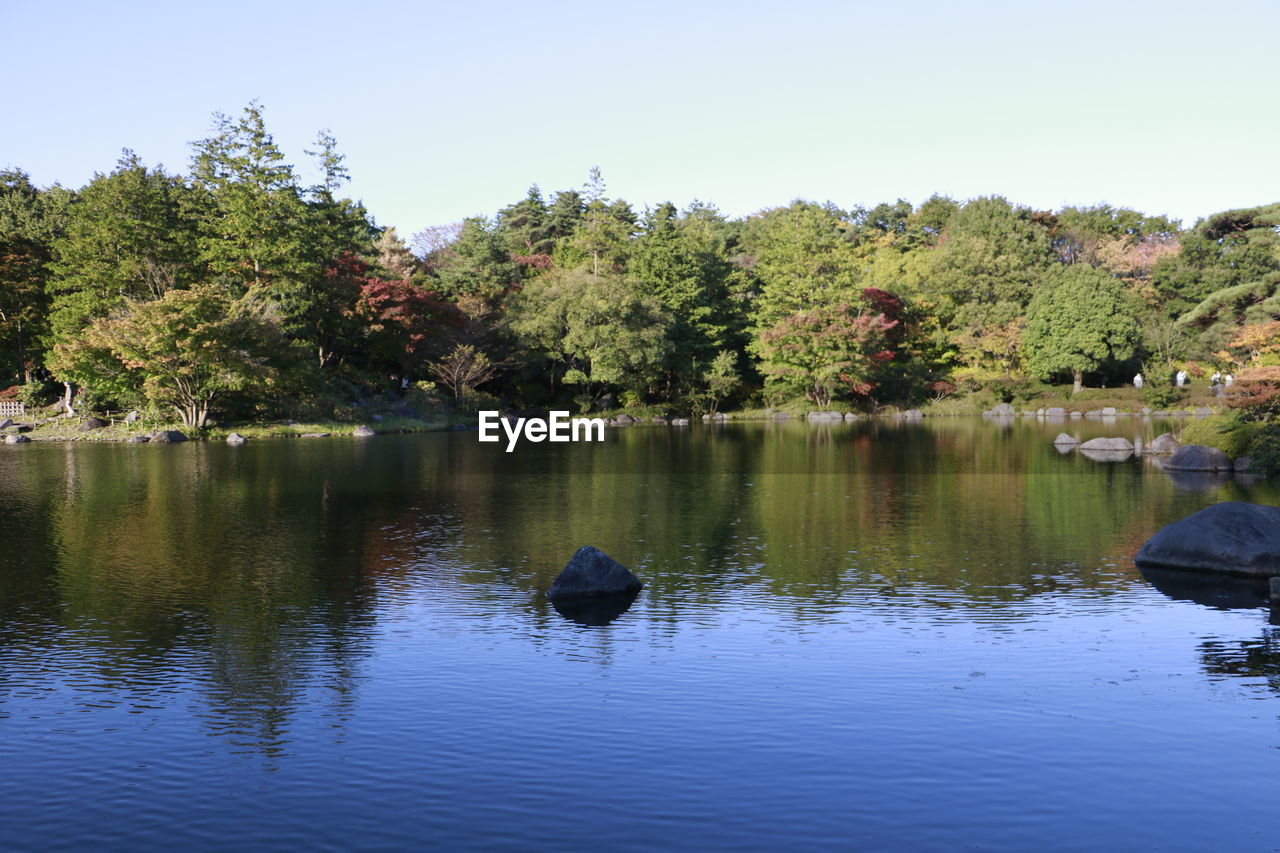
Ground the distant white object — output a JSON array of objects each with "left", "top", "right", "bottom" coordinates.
[
  {"left": 1211, "top": 371, "right": 1222, "bottom": 385},
  {"left": 1225, "top": 374, "right": 1235, "bottom": 387},
  {"left": 1175, "top": 370, "right": 1187, "bottom": 387},
  {"left": 1133, "top": 373, "right": 1144, "bottom": 389}
]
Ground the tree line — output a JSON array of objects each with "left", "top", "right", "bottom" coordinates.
[{"left": 2, "top": 103, "right": 1279, "bottom": 427}]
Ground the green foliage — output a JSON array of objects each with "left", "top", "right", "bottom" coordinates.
[
  {"left": 49, "top": 284, "right": 292, "bottom": 427},
  {"left": 1024, "top": 265, "right": 1140, "bottom": 390},
  {"left": 17, "top": 379, "right": 59, "bottom": 407},
  {"left": 1244, "top": 421, "right": 1280, "bottom": 477},
  {"left": 1178, "top": 414, "right": 1255, "bottom": 458},
  {"left": 509, "top": 269, "right": 669, "bottom": 403},
  {"left": 1141, "top": 382, "right": 1186, "bottom": 410}
]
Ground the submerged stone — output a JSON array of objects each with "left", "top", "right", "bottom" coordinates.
[
  {"left": 151, "top": 429, "right": 188, "bottom": 443},
  {"left": 547, "top": 546, "right": 644, "bottom": 601},
  {"left": 1079, "top": 437, "right": 1133, "bottom": 452},
  {"left": 1136, "top": 502, "right": 1280, "bottom": 578},
  {"left": 1052, "top": 433, "right": 1079, "bottom": 446}
]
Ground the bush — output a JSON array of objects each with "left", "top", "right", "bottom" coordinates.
[
  {"left": 1244, "top": 422, "right": 1280, "bottom": 477},
  {"left": 1142, "top": 383, "right": 1186, "bottom": 410},
  {"left": 17, "top": 380, "right": 60, "bottom": 407},
  {"left": 1178, "top": 413, "right": 1257, "bottom": 458}
]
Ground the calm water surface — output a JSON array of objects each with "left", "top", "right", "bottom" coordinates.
[{"left": 2, "top": 418, "right": 1279, "bottom": 851}]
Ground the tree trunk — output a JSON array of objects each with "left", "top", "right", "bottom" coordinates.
[{"left": 1072, "top": 369, "right": 1083, "bottom": 394}]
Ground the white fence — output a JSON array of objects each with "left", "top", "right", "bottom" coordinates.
[{"left": 0, "top": 401, "right": 26, "bottom": 418}]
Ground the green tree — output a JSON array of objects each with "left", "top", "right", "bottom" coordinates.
[
  {"left": 47, "top": 152, "right": 199, "bottom": 344},
  {"left": 1024, "top": 265, "right": 1140, "bottom": 393},
  {"left": 509, "top": 269, "right": 669, "bottom": 405},
  {"left": 49, "top": 284, "right": 288, "bottom": 427}
]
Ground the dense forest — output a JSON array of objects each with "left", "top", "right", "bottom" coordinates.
[{"left": 2, "top": 104, "right": 1280, "bottom": 430}]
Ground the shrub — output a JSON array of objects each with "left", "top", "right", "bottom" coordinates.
[
  {"left": 1178, "top": 413, "right": 1257, "bottom": 458},
  {"left": 17, "top": 380, "right": 60, "bottom": 408},
  {"left": 1142, "top": 383, "right": 1186, "bottom": 410}
]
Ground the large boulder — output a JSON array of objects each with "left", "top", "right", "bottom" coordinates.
[
  {"left": 4, "top": 434, "right": 30, "bottom": 444},
  {"left": 226, "top": 433, "right": 248, "bottom": 445},
  {"left": 1052, "top": 433, "right": 1080, "bottom": 446},
  {"left": 1145, "top": 433, "right": 1180, "bottom": 455},
  {"left": 150, "top": 429, "right": 188, "bottom": 443},
  {"left": 615, "top": 413, "right": 638, "bottom": 424},
  {"left": 1044, "top": 407, "right": 1066, "bottom": 418},
  {"left": 807, "top": 411, "right": 843, "bottom": 421},
  {"left": 0, "top": 418, "right": 12, "bottom": 430},
  {"left": 546, "top": 546, "right": 644, "bottom": 601},
  {"left": 1079, "top": 437, "right": 1133, "bottom": 452},
  {"left": 1165, "top": 444, "right": 1232, "bottom": 472},
  {"left": 352, "top": 424, "right": 377, "bottom": 437},
  {"left": 898, "top": 409, "right": 924, "bottom": 419},
  {"left": 79, "top": 417, "right": 108, "bottom": 431},
  {"left": 987, "top": 402, "right": 1016, "bottom": 416},
  {"left": 1136, "top": 502, "right": 1280, "bottom": 577}
]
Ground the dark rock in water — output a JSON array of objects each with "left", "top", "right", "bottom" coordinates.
[
  {"left": 1052, "top": 433, "right": 1079, "bottom": 446},
  {"left": 226, "top": 432, "right": 248, "bottom": 444},
  {"left": 4, "top": 434, "right": 31, "bottom": 444},
  {"left": 1080, "top": 437, "right": 1133, "bottom": 452},
  {"left": 79, "top": 417, "right": 108, "bottom": 431},
  {"left": 301, "top": 432, "right": 330, "bottom": 438},
  {"left": 353, "top": 424, "right": 377, "bottom": 437},
  {"left": 1136, "top": 502, "right": 1280, "bottom": 577},
  {"left": 615, "top": 413, "right": 637, "bottom": 424},
  {"left": 1145, "top": 433, "right": 1179, "bottom": 455},
  {"left": 126, "top": 435, "right": 150, "bottom": 443},
  {"left": 551, "top": 588, "right": 639, "bottom": 626},
  {"left": 1165, "top": 444, "right": 1231, "bottom": 472},
  {"left": 151, "top": 429, "right": 188, "bottom": 443},
  {"left": 547, "top": 546, "right": 644, "bottom": 601}
]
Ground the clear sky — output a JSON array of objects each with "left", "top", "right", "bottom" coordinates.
[{"left": 4, "top": 0, "right": 1277, "bottom": 236}]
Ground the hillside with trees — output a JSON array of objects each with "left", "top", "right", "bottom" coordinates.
[{"left": 3, "top": 104, "right": 1279, "bottom": 450}]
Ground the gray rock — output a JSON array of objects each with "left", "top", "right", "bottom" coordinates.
[
  {"left": 1099, "top": 407, "right": 1117, "bottom": 416},
  {"left": 807, "top": 411, "right": 843, "bottom": 421},
  {"left": 1080, "top": 448, "right": 1133, "bottom": 462},
  {"left": 1145, "top": 433, "right": 1180, "bottom": 455},
  {"left": 126, "top": 435, "right": 150, "bottom": 443},
  {"left": 1136, "top": 502, "right": 1280, "bottom": 577},
  {"left": 898, "top": 409, "right": 924, "bottom": 419},
  {"left": 150, "top": 429, "right": 188, "bottom": 443},
  {"left": 1045, "top": 406, "right": 1066, "bottom": 417},
  {"left": 1165, "top": 444, "right": 1232, "bottom": 472},
  {"left": 670, "top": 418, "right": 690, "bottom": 426},
  {"left": 1070, "top": 411, "right": 1082, "bottom": 419},
  {"left": 711, "top": 412, "right": 728, "bottom": 421},
  {"left": 4, "top": 434, "right": 30, "bottom": 444},
  {"left": 0, "top": 418, "right": 11, "bottom": 430},
  {"left": 844, "top": 413, "right": 859, "bottom": 422},
  {"left": 301, "top": 432, "right": 330, "bottom": 438},
  {"left": 1052, "top": 433, "right": 1080, "bottom": 446},
  {"left": 771, "top": 412, "right": 792, "bottom": 421},
  {"left": 353, "top": 424, "right": 377, "bottom": 437},
  {"left": 547, "top": 546, "right": 644, "bottom": 601},
  {"left": 651, "top": 416, "right": 668, "bottom": 424},
  {"left": 226, "top": 433, "right": 248, "bottom": 444},
  {"left": 1080, "top": 437, "right": 1134, "bottom": 452},
  {"left": 124, "top": 410, "right": 140, "bottom": 424},
  {"left": 616, "top": 413, "right": 638, "bottom": 424},
  {"left": 79, "top": 417, "right": 108, "bottom": 431},
  {"left": 988, "top": 402, "right": 1016, "bottom": 416},
  {"left": 1234, "top": 456, "right": 1254, "bottom": 473}
]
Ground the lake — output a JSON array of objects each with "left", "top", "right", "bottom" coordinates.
[{"left": 2, "top": 418, "right": 1278, "bottom": 851}]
